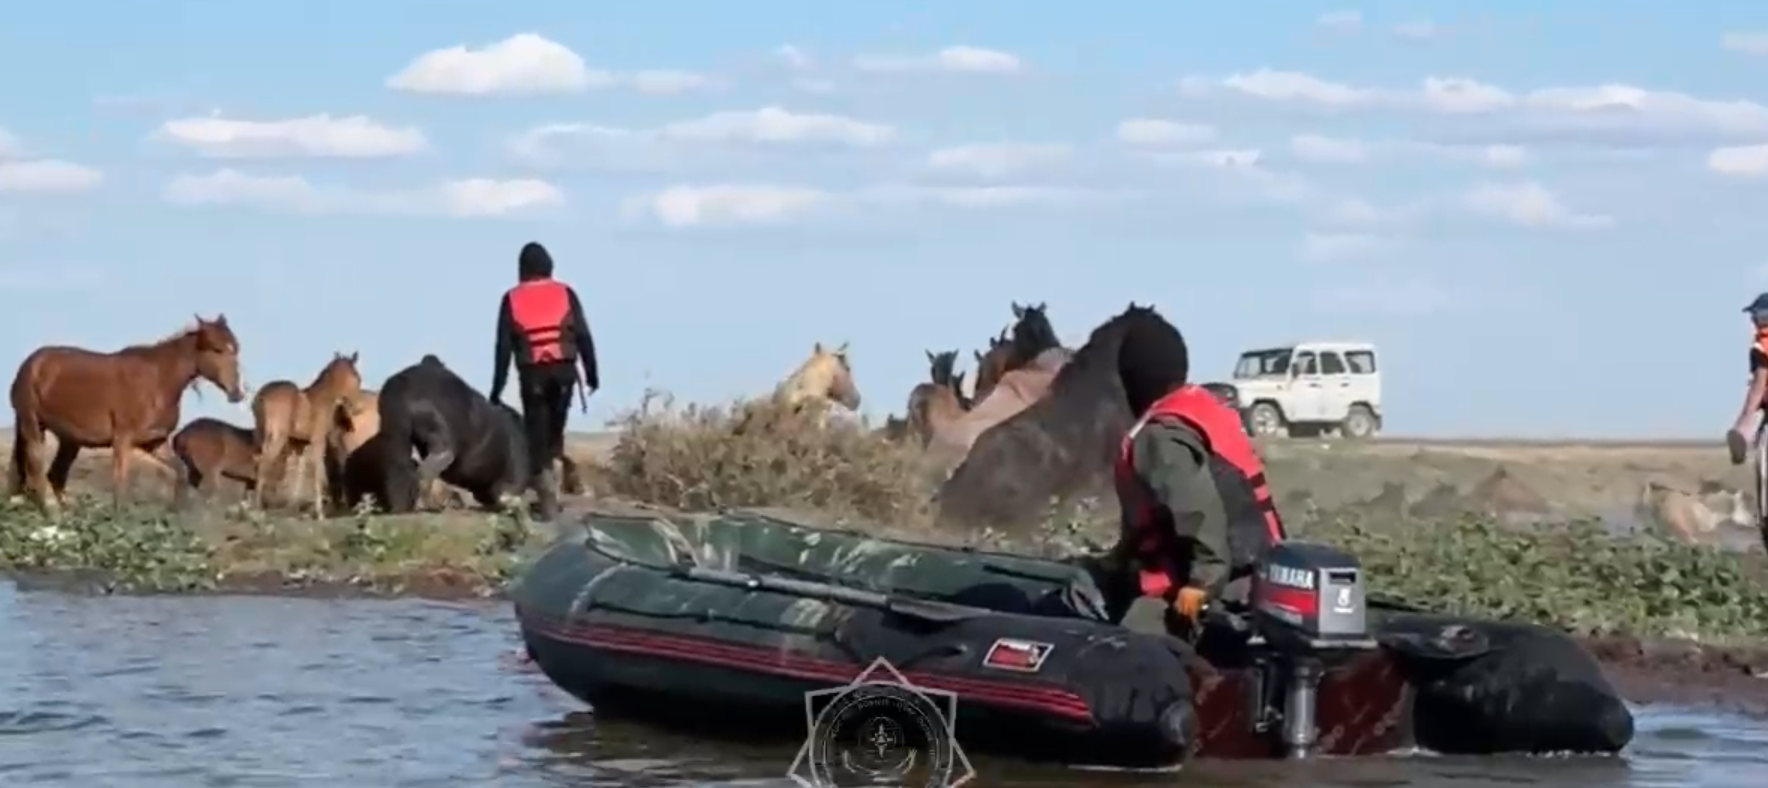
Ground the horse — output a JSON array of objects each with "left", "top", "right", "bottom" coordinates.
[
  {"left": 924, "top": 367, "right": 1059, "bottom": 477},
  {"left": 973, "top": 301, "right": 1070, "bottom": 402},
  {"left": 323, "top": 390, "right": 519, "bottom": 512},
  {"left": 1636, "top": 480, "right": 1753, "bottom": 544},
  {"left": 773, "top": 342, "right": 862, "bottom": 426},
  {"left": 7, "top": 314, "right": 245, "bottom": 513},
  {"left": 907, "top": 350, "right": 971, "bottom": 447},
  {"left": 935, "top": 303, "right": 1172, "bottom": 530},
  {"left": 250, "top": 352, "right": 364, "bottom": 515},
  {"left": 166, "top": 417, "right": 261, "bottom": 503},
  {"left": 376, "top": 354, "right": 530, "bottom": 514}
]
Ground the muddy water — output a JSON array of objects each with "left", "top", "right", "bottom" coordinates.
[{"left": 1, "top": 583, "right": 1764, "bottom": 788}]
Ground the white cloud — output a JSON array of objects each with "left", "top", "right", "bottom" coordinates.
[
  {"left": 926, "top": 142, "right": 1070, "bottom": 179},
  {"left": 388, "top": 33, "right": 607, "bottom": 96},
  {"left": 1319, "top": 197, "right": 1424, "bottom": 228},
  {"left": 1299, "top": 232, "right": 1397, "bottom": 263},
  {"left": 774, "top": 45, "right": 813, "bottom": 70},
  {"left": 1148, "top": 148, "right": 1264, "bottom": 169},
  {"left": 1314, "top": 280, "right": 1448, "bottom": 315},
  {"left": 624, "top": 182, "right": 1110, "bottom": 228},
  {"left": 1180, "top": 69, "right": 1768, "bottom": 146},
  {"left": 155, "top": 113, "right": 427, "bottom": 159},
  {"left": 626, "top": 70, "right": 712, "bottom": 95},
  {"left": 626, "top": 184, "right": 833, "bottom": 228},
  {"left": 163, "top": 169, "right": 563, "bottom": 219},
  {"left": 1290, "top": 134, "right": 1368, "bottom": 164},
  {"left": 852, "top": 46, "right": 1023, "bottom": 75},
  {"left": 0, "top": 160, "right": 104, "bottom": 193},
  {"left": 1286, "top": 135, "right": 1526, "bottom": 168},
  {"left": 1722, "top": 32, "right": 1768, "bottom": 56},
  {"left": 387, "top": 33, "right": 709, "bottom": 97},
  {"left": 1708, "top": 144, "right": 1768, "bottom": 177},
  {"left": 510, "top": 107, "right": 894, "bottom": 169},
  {"left": 1115, "top": 119, "right": 1216, "bottom": 147},
  {"left": 1392, "top": 20, "right": 1440, "bottom": 42},
  {"left": 1462, "top": 181, "right": 1613, "bottom": 230},
  {"left": 1317, "top": 10, "right": 1362, "bottom": 33},
  {"left": 0, "top": 128, "right": 103, "bottom": 193}
]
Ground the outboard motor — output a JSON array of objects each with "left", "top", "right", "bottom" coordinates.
[{"left": 1242, "top": 541, "right": 1379, "bottom": 759}]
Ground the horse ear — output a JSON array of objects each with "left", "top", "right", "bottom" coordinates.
[
  {"left": 215, "top": 313, "right": 228, "bottom": 326},
  {"left": 1012, "top": 302, "right": 1025, "bottom": 318},
  {"left": 1035, "top": 301, "right": 1047, "bottom": 311},
  {"left": 836, "top": 341, "right": 849, "bottom": 354},
  {"left": 814, "top": 342, "right": 825, "bottom": 354},
  {"left": 349, "top": 351, "right": 359, "bottom": 364},
  {"left": 926, "top": 350, "right": 936, "bottom": 364}
]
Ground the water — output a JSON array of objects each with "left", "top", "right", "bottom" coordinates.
[{"left": 1, "top": 582, "right": 1764, "bottom": 788}]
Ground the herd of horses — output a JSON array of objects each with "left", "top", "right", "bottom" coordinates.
[
  {"left": 3, "top": 315, "right": 583, "bottom": 518},
  {"left": 3, "top": 301, "right": 1186, "bottom": 529},
  {"left": 771, "top": 300, "right": 1176, "bottom": 528}
]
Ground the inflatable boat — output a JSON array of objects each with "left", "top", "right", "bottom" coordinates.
[{"left": 511, "top": 507, "right": 1634, "bottom": 768}]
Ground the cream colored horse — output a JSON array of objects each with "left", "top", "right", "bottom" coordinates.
[
  {"left": 773, "top": 342, "right": 862, "bottom": 426},
  {"left": 924, "top": 367, "right": 1058, "bottom": 476}
]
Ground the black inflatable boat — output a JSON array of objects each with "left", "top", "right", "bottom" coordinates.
[{"left": 511, "top": 507, "right": 1633, "bottom": 768}]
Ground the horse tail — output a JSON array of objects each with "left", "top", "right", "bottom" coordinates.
[{"left": 7, "top": 367, "right": 44, "bottom": 499}]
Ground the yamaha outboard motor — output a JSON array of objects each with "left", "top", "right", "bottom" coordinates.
[{"left": 1243, "top": 541, "right": 1379, "bottom": 759}]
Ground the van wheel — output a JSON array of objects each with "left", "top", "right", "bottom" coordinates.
[
  {"left": 1343, "top": 405, "right": 1378, "bottom": 439},
  {"left": 1249, "top": 403, "right": 1289, "bottom": 438}
]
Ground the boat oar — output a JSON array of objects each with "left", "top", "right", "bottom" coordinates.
[{"left": 678, "top": 566, "right": 985, "bottom": 624}]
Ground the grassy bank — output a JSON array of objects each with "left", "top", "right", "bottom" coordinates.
[
  {"left": 0, "top": 496, "right": 536, "bottom": 597},
  {"left": 6, "top": 391, "right": 1768, "bottom": 647}
]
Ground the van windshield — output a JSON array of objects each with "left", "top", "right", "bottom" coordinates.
[{"left": 1234, "top": 348, "right": 1292, "bottom": 379}]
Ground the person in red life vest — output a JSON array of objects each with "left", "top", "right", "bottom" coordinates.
[
  {"left": 1728, "top": 293, "right": 1768, "bottom": 545},
  {"left": 489, "top": 241, "right": 599, "bottom": 519},
  {"left": 1106, "top": 316, "right": 1287, "bottom": 638}
]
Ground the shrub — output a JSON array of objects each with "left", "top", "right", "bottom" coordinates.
[{"left": 601, "top": 391, "right": 934, "bottom": 527}]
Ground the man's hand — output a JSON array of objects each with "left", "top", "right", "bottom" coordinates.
[
  {"left": 1172, "top": 587, "right": 1208, "bottom": 622},
  {"left": 1729, "top": 427, "right": 1751, "bottom": 466}
]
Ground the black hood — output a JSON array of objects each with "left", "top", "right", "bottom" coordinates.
[
  {"left": 1116, "top": 317, "right": 1190, "bottom": 417},
  {"left": 519, "top": 241, "right": 555, "bottom": 281}
]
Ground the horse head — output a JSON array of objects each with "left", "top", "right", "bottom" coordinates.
[{"left": 191, "top": 313, "right": 246, "bottom": 403}]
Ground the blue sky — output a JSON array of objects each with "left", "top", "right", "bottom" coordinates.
[{"left": 5, "top": 1, "right": 1768, "bottom": 439}]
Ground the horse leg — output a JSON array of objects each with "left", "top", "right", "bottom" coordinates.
[
  {"left": 109, "top": 439, "right": 134, "bottom": 509},
  {"left": 128, "top": 443, "right": 180, "bottom": 504},
  {"left": 46, "top": 442, "right": 79, "bottom": 508},
  {"left": 254, "top": 428, "right": 288, "bottom": 511}
]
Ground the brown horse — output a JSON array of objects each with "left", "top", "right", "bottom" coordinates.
[
  {"left": 937, "top": 303, "right": 1169, "bottom": 530},
  {"left": 7, "top": 314, "right": 245, "bottom": 513},
  {"left": 907, "top": 350, "right": 970, "bottom": 447},
  {"left": 251, "top": 352, "right": 364, "bottom": 514},
  {"left": 167, "top": 416, "right": 260, "bottom": 501},
  {"left": 924, "top": 366, "right": 1058, "bottom": 477},
  {"left": 973, "top": 301, "right": 1069, "bottom": 402}
]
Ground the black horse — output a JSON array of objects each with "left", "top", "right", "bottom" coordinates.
[
  {"left": 936, "top": 303, "right": 1175, "bottom": 530},
  {"left": 377, "top": 354, "right": 531, "bottom": 514}
]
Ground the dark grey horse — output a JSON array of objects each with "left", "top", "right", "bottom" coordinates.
[{"left": 376, "top": 354, "right": 531, "bottom": 514}]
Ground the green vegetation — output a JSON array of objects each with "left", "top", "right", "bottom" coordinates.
[
  {"left": 0, "top": 495, "right": 537, "bottom": 596},
  {"left": 7, "top": 389, "right": 1768, "bottom": 646}
]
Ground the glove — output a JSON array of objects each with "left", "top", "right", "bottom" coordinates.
[{"left": 1172, "top": 587, "right": 1209, "bottom": 623}]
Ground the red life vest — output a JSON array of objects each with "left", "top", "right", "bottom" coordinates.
[
  {"left": 1114, "top": 385, "right": 1287, "bottom": 599},
  {"left": 506, "top": 279, "right": 572, "bottom": 364}
]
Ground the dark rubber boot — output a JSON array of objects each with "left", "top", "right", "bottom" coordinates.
[{"left": 535, "top": 468, "right": 561, "bottom": 521}]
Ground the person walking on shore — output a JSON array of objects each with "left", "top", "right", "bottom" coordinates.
[
  {"left": 1727, "top": 293, "right": 1768, "bottom": 549},
  {"left": 489, "top": 241, "right": 599, "bottom": 520}
]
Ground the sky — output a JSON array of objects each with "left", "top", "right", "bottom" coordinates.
[{"left": 5, "top": 1, "right": 1768, "bottom": 439}]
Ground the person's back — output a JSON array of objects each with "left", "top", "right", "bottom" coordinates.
[{"left": 490, "top": 241, "right": 599, "bottom": 520}]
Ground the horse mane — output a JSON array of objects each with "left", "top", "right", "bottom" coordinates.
[
  {"left": 119, "top": 320, "right": 204, "bottom": 355},
  {"left": 1042, "top": 302, "right": 1167, "bottom": 397}
]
